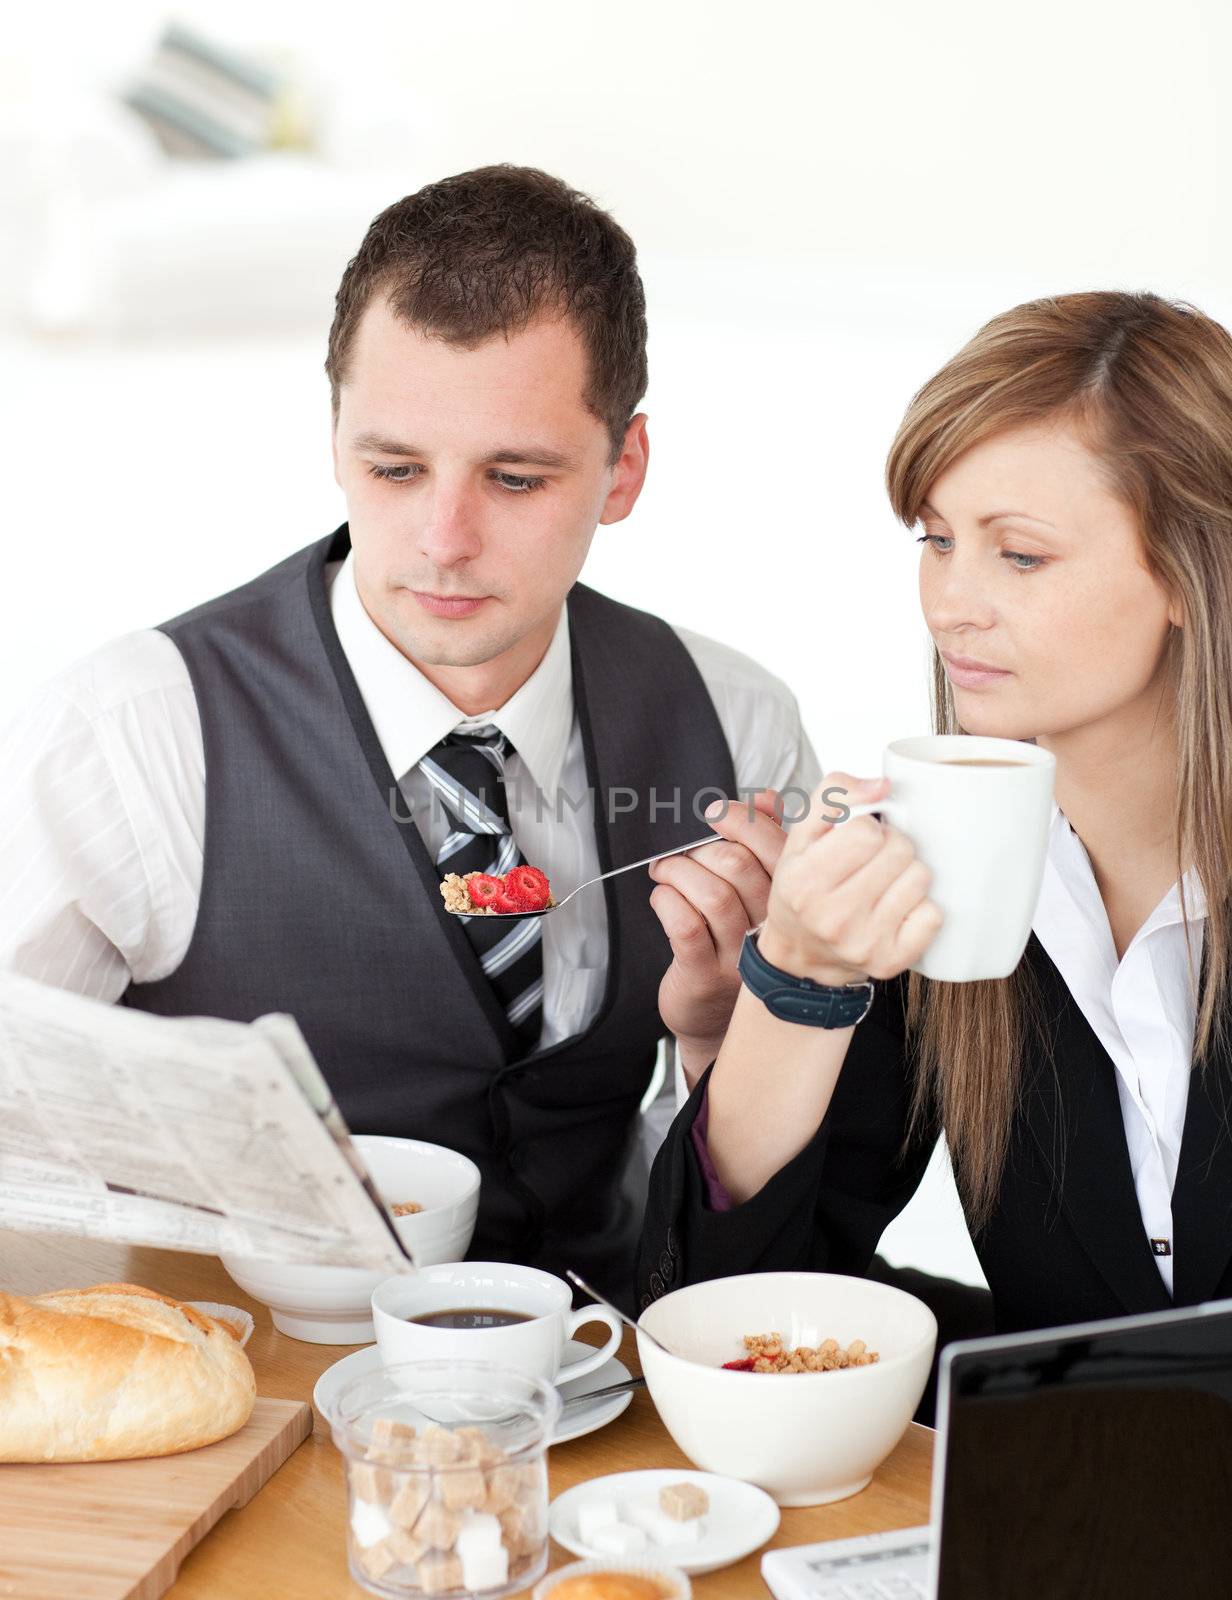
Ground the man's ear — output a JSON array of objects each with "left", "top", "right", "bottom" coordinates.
[{"left": 599, "top": 414, "right": 650, "bottom": 525}]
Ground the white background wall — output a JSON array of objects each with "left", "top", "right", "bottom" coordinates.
[{"left": 3, "top": 0, "right": 1227, "bottom": 1286}]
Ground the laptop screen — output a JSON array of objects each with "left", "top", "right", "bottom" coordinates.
[{"left": 935, "top": 1305, "right": 1232, "bottom": 1599}]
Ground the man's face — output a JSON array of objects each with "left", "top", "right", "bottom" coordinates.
[{"left": 332, "top": 297, "right": 646, "bottom": 680}]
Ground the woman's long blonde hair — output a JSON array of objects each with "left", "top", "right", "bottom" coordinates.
[{"left": 885, "top": 290, "right": 1232, "bottom": 1230}]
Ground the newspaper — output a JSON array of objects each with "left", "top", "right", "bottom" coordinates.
[{"left": 0, "top": 971, "right": 411, "bottom": 1271}]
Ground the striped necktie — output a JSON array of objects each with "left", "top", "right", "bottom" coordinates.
[{"left": 419, "top": 726, "right": 544, "bottom": 1050}]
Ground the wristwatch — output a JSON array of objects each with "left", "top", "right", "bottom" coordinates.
[{"left": 737, "top": 929, "right": 875, "bottom": 1028}]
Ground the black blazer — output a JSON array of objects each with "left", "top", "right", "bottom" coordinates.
[{"left": 637, "top": 933, "right": 1232, "bottom": 1332}]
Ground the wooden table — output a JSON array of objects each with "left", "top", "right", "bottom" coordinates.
[{"left": 2, "top": 1233, "right": 934, "bottom": 1598}]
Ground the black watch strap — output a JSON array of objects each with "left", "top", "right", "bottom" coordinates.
[{"left": 738, "top": 929, "right": 875, "bottom": 1028}]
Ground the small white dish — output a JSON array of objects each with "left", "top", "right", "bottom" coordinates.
[
  {"left": 314, "top": 1338, "right": 635, "bottom": 1446},
  {"left": 549, "top": 1468, "right": 780, "bottom": 1576}
]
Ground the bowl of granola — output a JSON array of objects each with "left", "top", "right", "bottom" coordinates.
[
  {"left": 636, "top": 1272, "right": 936, "bottom": 1506},
  {"left": 220, "top": 1136, "right": 481, "bottom": 1343}
]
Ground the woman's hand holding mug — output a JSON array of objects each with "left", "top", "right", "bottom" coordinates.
[
  {"left": 760, "top": 738, "right": 1057, "bottom": 986},
  {"left": 758, "top": 772, "right": 944, "bottom": 986}
]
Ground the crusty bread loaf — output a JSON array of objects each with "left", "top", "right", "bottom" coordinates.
[{"left": 0, "top": 1282, "right": 257, "bottom": 1462}]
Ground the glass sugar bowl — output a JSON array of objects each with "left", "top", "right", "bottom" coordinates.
[{"left": 331, "top": 1359, "right": 562, "bottom": 1599}]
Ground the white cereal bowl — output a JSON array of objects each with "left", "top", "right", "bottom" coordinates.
[
  {"left": 637, "top": 1272, "right": 937, "bottom": 1507},
  {"left": 219, "top": 1135, "right": 481, "bottom": 1343}
]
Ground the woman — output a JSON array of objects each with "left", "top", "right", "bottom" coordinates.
[{"left": 638, "top": 290, "right": 1232, "bottom": 1340}]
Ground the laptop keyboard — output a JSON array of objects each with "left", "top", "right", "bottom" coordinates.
[
  {"left": 763, "top": 1528, "right": 933, "bottom": 1600},
  {"left": 810, "top": 1580, "right": 929, "bottom": 1599}
]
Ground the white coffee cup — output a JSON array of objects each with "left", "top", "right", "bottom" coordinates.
[
  {"left": 371, "top": 1262, "right": 622, "bottom": 1385},
  {"left": 841, "top": 734, "right": 1056, "bottom": 982}
]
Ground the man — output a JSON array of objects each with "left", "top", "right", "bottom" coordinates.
[{"left": 0, "top": 166, "right": 817, "bottom": 1301}]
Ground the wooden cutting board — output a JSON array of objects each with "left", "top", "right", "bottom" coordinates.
[{"left": 0, "top": 1397, "right": 313, "bottom": 1600}]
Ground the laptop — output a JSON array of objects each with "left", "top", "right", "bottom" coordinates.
[{"left": 762, "top": 1297, "right": 1232, "bottom": 1600}]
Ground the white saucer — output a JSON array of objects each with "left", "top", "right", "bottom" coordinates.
[
  {"left": 313, "top": 1338, "right": 635, "bottom": 1446},
  {"left": 549, "top": 1469, "right": 781, "bottom": 1576}
]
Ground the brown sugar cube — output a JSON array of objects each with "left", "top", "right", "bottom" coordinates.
[
  {"left": 417, "top": 1499, "right": 462, "bottom": 1550},
  {"left": 418, "top": 1550, "right": 464, "bottom": 1595},
  {"left": 659, "top": 1481, "right": 709, "bottom": 1521},
  {"left": 389, "top": 1474, "right": 431, "bottom": 1527},
  {"left": 369, "top": 1416, "right": 417, "bottom": 1451},
  {"left": 439, "top": 1465, "right": 488, "bottom": 1511},
  {"left": 387, "top": 1527, "right": 430, "bottom": 1565},
  {"left": 370, "top": 1416, "right": 417, "bottom": 1445},
  {"left": 366, "top": 1415, "right": 418, "bottom": 1466},
  {"left": 482, "top": 1469, "right": 519, "bottom": 1515},
  {"left": 490, "top": 1460, "right": 539, "bottom": 1499},
  {"left": 355, "top": 1538, "right": 401, "bottom": 1581},
  {"left": 508, "top": 1550, "right": 539, "bottom": 1581},
  {"left": 454, "top": 1425, "right": 505, "bottom": 1466},
  {"left": 498, "top": 1503, "right": 541, "bottom": 1558},
  {"left": 349, "top": 1460, "right": 397, "bottom": 1502},
  {"left": 414, "top": 1424, "right": 465, "bottom": 1467}
]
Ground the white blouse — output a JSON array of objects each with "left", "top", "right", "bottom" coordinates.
[{"left": 1033, "top": 806, "right": 1206, "bottom": 1295}]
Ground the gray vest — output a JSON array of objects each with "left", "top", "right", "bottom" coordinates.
[{"left": 122, "top": 525, "right": 737, "bottom": 1295}]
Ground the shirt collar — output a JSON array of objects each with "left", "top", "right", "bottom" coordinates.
[
  {"left": 1048, "top": 802, "right": 1208, "bottom": 940},
  {"left": 328, "top": 551, "right": 575, "bottom": 792}
]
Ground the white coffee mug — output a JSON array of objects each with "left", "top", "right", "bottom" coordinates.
[
  {"left": 840, "top": 734, "right": 1056, "bottom": 982},
  {"left": 370, "top": 1262, "right": 622, "bottom": 1385}
]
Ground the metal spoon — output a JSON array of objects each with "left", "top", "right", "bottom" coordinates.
[
  {"left": 560, "top": 1374, "right": 647, "bottom": 1413},
  {"left": 407, "top": 1373, "right": 647, "bottom": 1429},
  {"left": 566, "top": 1269, "right": 681, "bottom": 1358},
  {"left": 449, "top": 831, "right": 723, "bottom": 919}
]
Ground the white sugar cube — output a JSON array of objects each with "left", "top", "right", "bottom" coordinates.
[
  {"left": 457, "top": 1511, "right": 503, "bottom": 1558},
  {"left": 459, "top": 1541, "right": 509, "bottom": 1591},
  {"left": 350, "top": 1497, "right": 393, "bottom": 1549},
  {"left": 651, "top": 1513, "right": 703, "bottom": 1547},
  {"left": 591, "top": 1523, "right": 648, "bottom": 1556},
  {"left": 576, "top": 1498, "right": 620, "bottom": 1543},
  {"left": 624, "top": 1500, "right": 702, "bottom": 1547},
  {"left": 624, "top": 1500, "right": 662, "bottom": 1534}
]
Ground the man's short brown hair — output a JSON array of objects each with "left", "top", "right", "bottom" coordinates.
[{"left": 325, "top": 164, "right": 648, "bottom": 464}]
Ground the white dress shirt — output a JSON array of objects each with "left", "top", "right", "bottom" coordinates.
[
  {"left": 0, "top": 553, "right": 820, "bottom": 1058},
  {"left": 1033, "top": 804, "right": 1206, "bottom": 1296}
]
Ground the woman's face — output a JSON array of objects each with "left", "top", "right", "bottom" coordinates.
[{"left": 917, "top": 417, "right": 1181, "bottom": 742}]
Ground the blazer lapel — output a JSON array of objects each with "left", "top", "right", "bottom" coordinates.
[
  {"left": 1171, "top": 942, "right": 1232, "bottom": 1305},
  {"left": 1022, "top": 936, "right": 1174, "bottom": 1315}
]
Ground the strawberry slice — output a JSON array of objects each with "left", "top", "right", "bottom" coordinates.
[
  {"left": 504, "top": 865, "right": 551, "bottom": 911},
  {"left": 722, "top": 1358, "right": 757, "bottom": 1372},
  {"left": 490, "top": 880, "right": 520, "bottom": 913},
  {"left": 465, "top": 873, "right": 506, "bottom": 910},
  {"left": 520, "top": 866, "right": 551, "bottom": 900}
]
